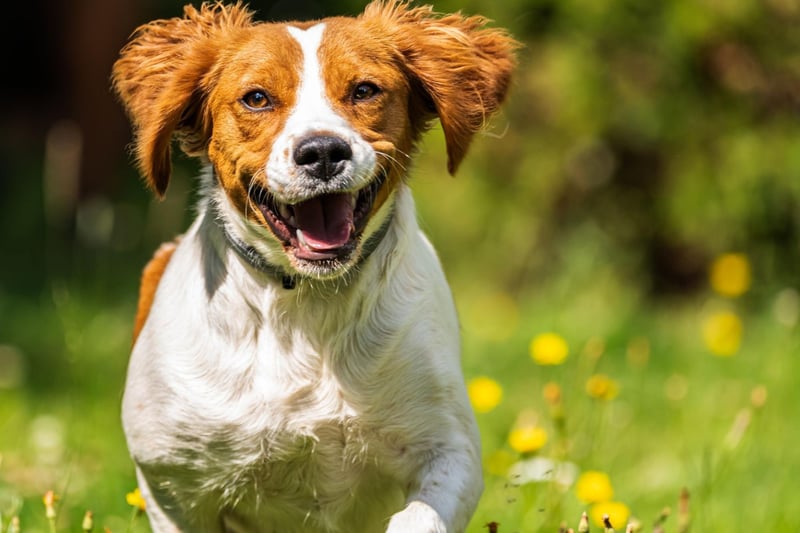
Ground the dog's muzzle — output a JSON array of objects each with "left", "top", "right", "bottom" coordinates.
[{"left": 250, "top": 128, "right": 388, "bottom": 267}]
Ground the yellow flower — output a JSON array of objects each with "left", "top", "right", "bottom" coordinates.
[
  {"left": 126, "top": 488, "right": 147, "bottom": 511},
  {"left": 508, "top": 426, "right": 548, "bottom": 454},
  {"left": 585, "top": 374, "right": 619, "bottom": 401},
  {"left": 590, "top": 501, "right": 631, "bottom": 529},
  {"left": 82, "top": 510, "right": 94, "bottom": 533},
  {"left": 702, "top": 310, "right": 742, "bottom": 356},
  {"left": 467, "top": 376, "right": 503, "bottom": 414},
  {"left": 575, "top": 470, "right": 614, "bottom": 504},
  {"left": 710, "top": 253, "right": 751, "bottom": 297},
  {"left": 42, "top": 490, "right": 58, "bottom": 520},
  {"left": 542, "top": 381, "right": 562, "bottom": 406},
  {"left": 530, "top": 333, "right": 569, "bottom": 365}
]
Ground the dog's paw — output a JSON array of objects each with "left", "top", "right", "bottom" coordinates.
[{"left": 386, "top": 501, "right": 447, "bottom": 533}]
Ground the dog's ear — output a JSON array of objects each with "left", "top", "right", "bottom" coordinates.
[
  {"left": 364, "top": 1, "right": 519, "bottom": 174},
  {"left": 111, "top": 3, "right": 254, "bottom": 197}
]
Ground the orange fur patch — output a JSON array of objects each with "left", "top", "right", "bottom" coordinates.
[{"left": 132, "top": 240, "right": 179, "bottom": 343}]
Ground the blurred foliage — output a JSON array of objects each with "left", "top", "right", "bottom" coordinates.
[{"left": 419, "top": 0, "right": 800, "bottom": 302}]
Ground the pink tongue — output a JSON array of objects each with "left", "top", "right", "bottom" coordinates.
[{"left": 294, "top": 193, "right": 354, "bottom": 250}]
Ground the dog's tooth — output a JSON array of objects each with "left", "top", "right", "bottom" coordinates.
[{"left": 296, "top": 229, "right": 309, "bottom": 249}]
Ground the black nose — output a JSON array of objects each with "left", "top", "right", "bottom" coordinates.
[{"left": 293, "top": 135, "right": 353, "bottom": 181}]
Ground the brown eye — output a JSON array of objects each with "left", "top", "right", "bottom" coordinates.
[
  {"left": 352, "top": 82, "right": 380, "bottom": 102},
  {"left": 241, "top": 90, "right": 273, "bottom": 111}
]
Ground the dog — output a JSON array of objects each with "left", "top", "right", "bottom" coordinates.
[{"left": 112, "top": 2, "right": 517, "bottom": 531}]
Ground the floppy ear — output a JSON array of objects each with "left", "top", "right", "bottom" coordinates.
[
  {"left": 364, "top": 1, "right": 519, "bottom": 174},
  {"left": 111, "top": 3, "right": 254, "bottom": 197}
]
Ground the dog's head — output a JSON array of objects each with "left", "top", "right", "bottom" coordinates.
[{"left": 112, "top": 1, "right": 518, "bottom": 279}]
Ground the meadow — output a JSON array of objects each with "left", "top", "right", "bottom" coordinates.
[{"left": 1, "top": 0, "right": 799, "bottom": 531}]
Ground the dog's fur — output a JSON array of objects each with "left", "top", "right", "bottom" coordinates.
[{"left": 112, "top": 2, "right": 517, "bottom": 531}]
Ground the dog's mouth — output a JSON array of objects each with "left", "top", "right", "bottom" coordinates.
[{"left": 250, "top": 172, "right": 387, "bottom": 262}]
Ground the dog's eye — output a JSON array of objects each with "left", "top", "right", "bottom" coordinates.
[
  {"left": 352, "top": 82, "right": 380, "bottom": 102},
  {"left": 241, "top": 90, "right": 273, "bottom": 111}
]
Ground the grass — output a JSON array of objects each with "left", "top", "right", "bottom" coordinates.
[{"left": 1, "top": 257, "right": 797, "bottom": 532}]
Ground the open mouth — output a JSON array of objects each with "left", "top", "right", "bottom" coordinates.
[{"left": 250, "top": 172, "right": 387, "bottom": 262}]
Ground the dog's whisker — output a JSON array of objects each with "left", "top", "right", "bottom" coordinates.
[{"left": 376, "top": 151, "right": 408, "bottom": 174}]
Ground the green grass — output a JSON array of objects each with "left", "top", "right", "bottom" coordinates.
[{"left": 1, "top": 253, "right": 797, "bottom": 532}]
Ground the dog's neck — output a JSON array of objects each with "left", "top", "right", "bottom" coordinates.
[{"left": 213, "top": 198, "right": 394, "bottom": 290}]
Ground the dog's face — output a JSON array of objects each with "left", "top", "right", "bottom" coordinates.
[
  {"left": 113, "top": 2, "right": 517, "bottom": 278},
  {"left": 206, "top": 21, "right": 414, "bottom": 273}
]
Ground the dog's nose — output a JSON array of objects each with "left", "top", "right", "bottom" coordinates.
[{"left": 293, "top": 135, "right": 353, "bottom": 181}]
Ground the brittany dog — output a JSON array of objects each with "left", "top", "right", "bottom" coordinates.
[{"left": 112, "top": 1, "right": 517, "bottom": 531}]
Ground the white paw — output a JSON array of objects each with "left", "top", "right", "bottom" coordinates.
[{"left": 386, "top": 501, "right": 447, "bottom": 533}]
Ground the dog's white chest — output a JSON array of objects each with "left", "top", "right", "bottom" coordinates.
[{"left": 124, "top": 280, "right": 411, "bottom": 530}]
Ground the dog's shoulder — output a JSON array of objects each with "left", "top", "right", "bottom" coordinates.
[{"left": 132, "top": 238, "right": 182, "bottom": 343}]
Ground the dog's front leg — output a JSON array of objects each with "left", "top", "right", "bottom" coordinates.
[
  {"left": 134, "top": 468, "right": 185, "bottom": 533},
  {"left": 386, "top": 438, "right": 483, "bottom": 533},
  {"left": 135, "top": 467, "right": 223, "bottom": 533}
]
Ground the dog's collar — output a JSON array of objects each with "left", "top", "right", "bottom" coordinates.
[{"left": 215, "top": 203, "right": 393, "bottom": 290}]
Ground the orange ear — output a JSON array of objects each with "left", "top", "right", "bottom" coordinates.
[
  {"left": 111, "top": 3, "right": 254, "bottom": 197},
  {"left": 364, "top": 1, "right": 520, "bottom": 174}
]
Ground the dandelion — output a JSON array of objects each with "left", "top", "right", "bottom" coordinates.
[
  {"left": 590, "top": 501, "right": 630, "bottom": 529},
  {"left": 43, "top": 490, "right": 58, "bottom": 533},
  {"left": 678, "top": 488, "right": 690, "bottom": 533},
  {"left": 82, "top": 510, "right": 94, "bottom": 533},
  {"left": 508, "top": 425, "right": 548, "bottom": 454},
  {"left": 603, "top": 514, "right": 616, "bottom": 532},
  {"left": 586, "top": 374, "right": 619, "bottom": 401},
  {"left": 702, "top": 310, "right": 742, "bottom": 356},
  {"left": 578, "top": 512, "right": 590, "bottom": 533},
  {"left": 530, "top": 332, "right": 569, "bottom": 365},
  {"left": 126, "top": 487, "right": 147, "bottom": 533},
  {"left": 627, "top": 516, "right": 643, "bottom": 532},
  {"left": 43, "top": 489, "right": 58, "bottom": 515},
  {"left": 126, "top": 487, "right": 147, "bottom": 511},
  {"left": 575, "top": 470, "right": 613, "bottom": 504},
  {"left": 542, "top": 382, "right": 566, "bottom": 444},
  {"left": 467, "top": 376, "right": 503, "bottom": 414},
  {"left": 710, "top": 253, "right": 751, "bottom": 297},
  {"left": 542, "top": 381, "right": 562, "bottom": 405}
]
